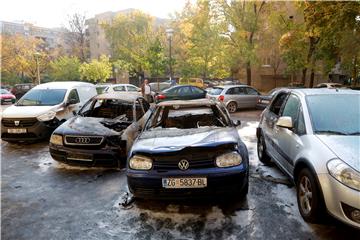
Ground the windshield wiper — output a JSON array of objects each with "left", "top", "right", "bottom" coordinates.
[
  {"left": 315, "top": 130, "right": 348, "bottom": 135},
  {"left": 348, "top": 132, "right": 360, "bottom": 135}
]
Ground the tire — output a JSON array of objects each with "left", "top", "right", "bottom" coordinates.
[
  {"left": 296, "top": 168, "right": 325, "bottom": 223},
  {"left": 257, "top": 133, "right": 271, "bottom": 165},
  {"left": 227, "top": 101, "right": 237, "bottom": 113}
]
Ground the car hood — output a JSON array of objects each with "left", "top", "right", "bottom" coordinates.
[
  {"left": 2, "top": 104, "right": 62, "bottom": 118},
  {"left": 0, "top": 94, "right": 15, "bottom": 99},
  {"left": 316, "top": 135, "right": 360, "bottom": 171},
  {"left": 132, "top": 127, "right": 240, "bottom": 153},
  {"left": 54, "top": 116, "right": 122, "bottom": 136}
]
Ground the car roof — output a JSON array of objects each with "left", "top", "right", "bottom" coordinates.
[
  {"left": 213, "top": 84, "right": 248, "bottom": 89},
  {"left": 34, "top": 81, "right": 94, "bottom": 90},
  {"left": 286, "top": 88, "right": 359, "bottom": 97},
  {"left": 157, "top": 99, "right": 218, "bottom": 107},
  {"left": 94, "top": 92, "right": 141, "bottom": 102}
]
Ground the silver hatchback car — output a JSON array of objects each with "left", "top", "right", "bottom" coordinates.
[
  {"left": 207, "top": 85, "right": 261, "bottom": 113},
  {"left": 257, "top": 88, "right": 360, "bottom": 228}
]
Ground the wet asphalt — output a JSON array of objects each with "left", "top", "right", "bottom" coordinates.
[{"left": 1, "top": 109, "right": 359, "bottom": 239}]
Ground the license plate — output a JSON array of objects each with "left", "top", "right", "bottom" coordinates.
[
  {"left": 162, "top": 177, "right": 207, "bottom": 188},
  {"left": 7, "top": 128, "right": 26, "bottom": 134},
  {"left": 67, "top": 153, "right": 92, "bottom": 161}
]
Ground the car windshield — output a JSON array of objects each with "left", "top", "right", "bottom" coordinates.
[
  {"left": 16, "top": 89, "right": 67, "bottom": 106},
  {"left": 148, "top": 105, "right": 230, "bottom": 129},
  {"left": 208, "top": 87, "right": 223, "bottom": 95},
  {"left": 306, "top": 94, "right": 360, "bottom": 135},
  {"left": 1, "top": 89, "right": 10, "bottom": 94}
]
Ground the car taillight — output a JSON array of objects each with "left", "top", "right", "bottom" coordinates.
[
  {"left": 218, "top": 95, "right": 224, "bottom": 101},
  {"left": 156, "top": 94, "right": 166, "bottom": 100}
]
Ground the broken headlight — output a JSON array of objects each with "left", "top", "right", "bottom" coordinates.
[
  {"left": 129, "top": 155, "right": 153, "bottom": 170},
  {"left": 50, "top": 134, "right": 63, "bottom": 146},
  {"left": 216, "top": 152, "right": 242, "bottom": 168},
  {"left": 327, "top": 159, "right": 360, "bottom": 191},
  {"left": 37, "top": 111, "right": 56, "bottom": 122}
]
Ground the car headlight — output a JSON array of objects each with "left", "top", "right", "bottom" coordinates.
[
  {"left": 50, "top": 134, "right": 63, "bottom": 146},
  {"left": 129, "top": 155, "right": 153, "bottom": 170},
  {"left": 216, "top": 151, "right": 242, "bottom": 168},
  {"left": 37, "top": 111, "right": 56, "bottom": 121},
  {"left": 327, "top": 159, "right": 360, "bottom": 191}
]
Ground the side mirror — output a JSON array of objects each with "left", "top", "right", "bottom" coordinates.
[
  {"left": 276, "top": 116, "right": 293, "bottom": 129},
  {"left": 72, "top": 110, "right": 77, "bottom": 116},
  {"left": 233, "top": 119, "right": 241, "bottom": 126}
]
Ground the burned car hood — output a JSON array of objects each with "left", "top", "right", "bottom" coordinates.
[
  {"left": 132, "top": 127, "right": 240, "bottom": 153},
  {"left": 54, "top": 116, "right": 124, "bottom": 136}
]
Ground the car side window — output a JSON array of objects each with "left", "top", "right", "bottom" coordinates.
[
  {"left": 127, "top": 85, "right": 138, "bottom": 92},
  {"left": 226, "top": 87, "right": 245, "bottom": 95},
  {"left": 178, "top": 87, "right": 192, "bottom": 95},
  {"left": 113, "top": 86, "right": 126, "bottom": 92},
  {"left": 191, "top": 87, "right": 204, "bottom": 94},
  {"left": 68, "top": 89, "right": 80, "bottom": 104},
  {"left": 296, "top": 109, "right": 306, "bottom": 135},
  {"left": 245, "top": 87, "right": 259, "bottom": 95},
  {"left": 269, "top": 92, "right": 288, "bottom": 115}
]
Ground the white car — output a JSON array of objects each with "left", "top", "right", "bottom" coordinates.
[
  {"left": 1, "top": 81, "right": 97, "bottom": 142},
  {"left": 257, "top": 88, "right": 360, "bottom": 228}
]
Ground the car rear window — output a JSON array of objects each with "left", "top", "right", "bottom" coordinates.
[{"left": 208, "top": 87, "right": 223, "bottom": 95}]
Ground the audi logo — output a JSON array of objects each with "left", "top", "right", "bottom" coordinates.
[
  {"left": 75, "top": 137, "right": 91, "bottom": 144},
  {"left": 178, "top": 159, "right": 189, "bottom": 170}
]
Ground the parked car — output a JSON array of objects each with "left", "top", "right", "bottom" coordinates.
[
  {"left": 10, "top": 83, "right": 35, "bottom": 99},
  {"left": 315, "top": 82, "right": 344, "bottom": 89},
  {"left": 155, "top": 85, "right": 207, "bottom": 103},
  {"left": 105, "top": 83, "right": 155, "bottom": 102},
  {"left": 206, "top": 85, "right": 261, "bottom": 113},
  {"left": 95, "top": 84, "right": 111, "bottom": 94},
  {"left": 256, "top": 88, "right": 360, "bottom": 228},
  {"left": 256, "top": 87, "right": 289, "bottom": 109},
  {"left": 149, "top": 82, "right": 171, "bottom": 93},
  {"left": 49, "top": 93, "right": 150, "bottom": 168},
  {"left": 1, "top": 82, "right": 97, "bottom": 142},
  {"left": 127, "top": 99, "right": 249, "bottom": 199},
  {"left": 0, "top": 89, "right": 16, "bottom": 104}
]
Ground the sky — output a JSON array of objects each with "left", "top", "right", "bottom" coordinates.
[{"left": 0, "top": 0, "right": 188, "bottom": 28}]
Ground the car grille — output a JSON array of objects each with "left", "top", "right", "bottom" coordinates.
[
  {"left": 2, "top": 118, "right": 38, "bottom": 127},
  {"left": 64, "top": 135, "right": 104, "bottom": 146}
]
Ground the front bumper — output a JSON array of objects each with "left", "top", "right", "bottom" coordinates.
[
  {"left": 1, "top": 118, "right": 58, "bottom": 142},
  {"left": 318, "top": 173, "right": 360, "bottom": 229},
  {"left": 127, "top": 165, "right": 248, "bottom": 199},
  {"left": 49, "top": 143, "right": 125, "bottom": 168}
]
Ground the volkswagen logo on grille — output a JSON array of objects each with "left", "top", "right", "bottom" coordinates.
[
  {"left": 178, "top": 159, "right": 189, "bottom": 170},
  {"left": 75, "top": 137, "right": 91, "bottom": 144}
]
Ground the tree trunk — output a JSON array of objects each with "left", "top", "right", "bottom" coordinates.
[
  {"left": 352, "top": 55, "right": 358, "bottom": 86},
  {"left": 309, "top": 68, "right": 315, "bottom": 88},
  {"left": 301, "top": 68, "right": 307, "bottom": 85},
  {"left": 246, "top": 62, "right": 251, "bottom": 86},
  {"left": 301, "top": 37, "right": 318, "bottom": 86}
]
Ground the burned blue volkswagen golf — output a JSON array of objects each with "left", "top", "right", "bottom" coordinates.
[{"left": 127, "top": 99, "right": 249, "bottom": 199}]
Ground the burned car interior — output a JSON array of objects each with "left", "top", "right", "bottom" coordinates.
[{"left": 149, "top": 105, "right": 231, "bottom": 129}]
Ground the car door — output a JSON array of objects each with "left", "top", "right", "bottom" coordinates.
[
  {"left": 60, "top": 89, "right": 81, "bottom": 120},
  {"left": 225, "top": 87, "right": 245, "bottom": 108},
  {"left": 190, "top": 86, "right": 206, "bottom": 99},
  {"left": 261, "top": 92, "right": 289, "bottom": 163},
  {"left": 245, "top": 87, "right": 261, "bottom": 108},
  {"left": 176, "top": 86, "right": 193, "bottom": 100},
  {"left": 275, "top": 94, "right": 306, "bottom": 175}
]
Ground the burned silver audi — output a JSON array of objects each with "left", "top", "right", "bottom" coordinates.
[{"left": 49, "top": 93, "right": 150, "bottom": 168}]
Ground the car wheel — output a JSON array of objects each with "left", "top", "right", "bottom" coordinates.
[
  {"left": 227, "top": 101, "right": 237, "bottom": 113},
  {"left": 296, "top": 168, "right": 325, "bottom": 223},
  {"left": 257, "top": 133, "right": 271, "bottom": 165}
]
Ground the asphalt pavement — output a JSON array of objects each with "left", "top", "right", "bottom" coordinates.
[{"left": 1, "top": 109, "right": 359, "bottom": 239}]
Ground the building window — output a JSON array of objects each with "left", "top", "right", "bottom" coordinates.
[{"left": 262, "top": 57, "right": 271, "bottom": 67}]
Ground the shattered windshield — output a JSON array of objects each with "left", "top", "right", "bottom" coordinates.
[{"left": 148, "top": 105, "right": 230, "bottom": 129}]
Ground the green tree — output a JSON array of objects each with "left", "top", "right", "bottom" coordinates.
[
  {"left": 146, "top": 37, "right": 167, "bottom": 77},
  {"left": 103, "top": 10, "right": 153, "bottom": 78},
  {"left": 79, "top": 55, "right": 112, "bottom": 82},
  {"left": 49, "top": 56, "right": 81, "bottom": 81}
]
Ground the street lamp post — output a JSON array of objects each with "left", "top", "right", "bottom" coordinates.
[
  {"left": 166, "top": 28, "right": 174, "bottom": 82},
  {"left": 34, "top": 52, "right": 41, "bottom": 85}
]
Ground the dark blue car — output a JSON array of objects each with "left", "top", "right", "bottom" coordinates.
[{"left": 126, "top": 99, "right": 249, "bottom": 199}]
